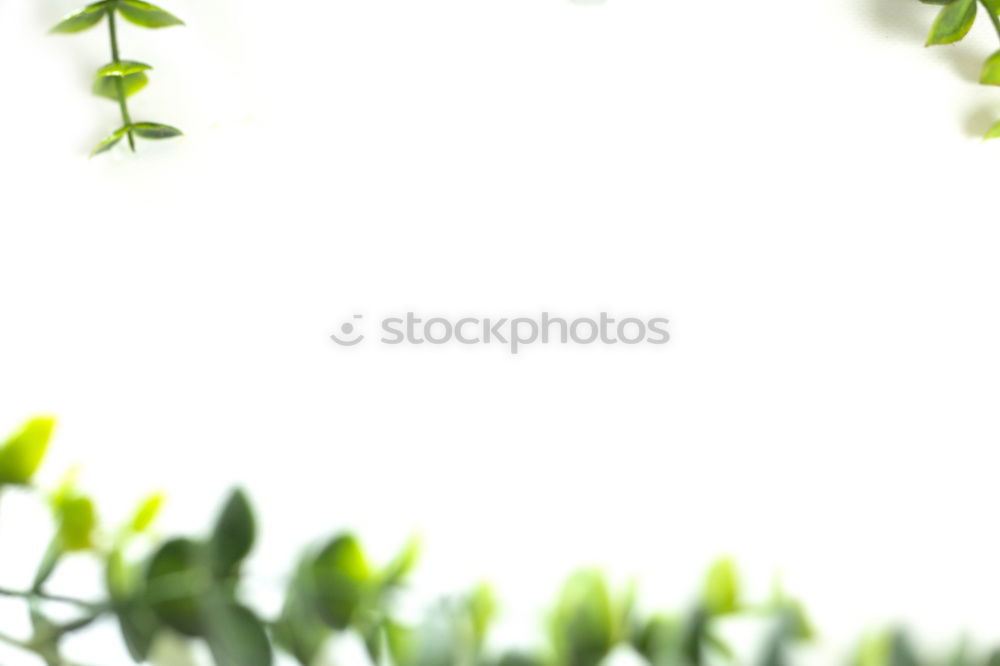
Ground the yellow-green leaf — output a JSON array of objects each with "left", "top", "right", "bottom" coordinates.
[
  {"left": 130, "top": 492, "right": 165, "bottom": 532},
  {"left": 703, "top": 558, "right": 740, "bottom": 616},
  {"left": 985, "top": 119, "right": 1000, "bottom": 140},
  {"left": 51, "top": 1, "right": 110, "bottom": 33},
  {"left": 93, "top": 72, "right": 149, "bottom": 100},
  {"left": 0, "top": 417, "right": 55, "bottom": 485},
  {"left": 926, "top": 0, "right": 977, "bottom": 46},
  {"left": 57, "top": 495, "right": 97, "bottom": 551},
  {"left": 96, "top": 60, "right": 153, "bottom": 78},
  {"left": 117, "top": 0, "right": 184, "bottom": 28},
  {"left": 92, "top": 126, "right": 131, "bottom": 156}
]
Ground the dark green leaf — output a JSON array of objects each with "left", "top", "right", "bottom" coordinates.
[
  {"left": 116, "top": 594, "right": 161, "bottom": 662},
  {"left": 204, "top": 600, "right": 273, "bottom": 666},
  {"left": 926, "top": 0, "right": 977, "bottom": 45},
  {"left": 93, "top": 72, "right": 149, "bottom": 101},
  {"left": 92, "top": 126, "right": 131, "bottom": 156},
  {"left": 132, "top": 122, "right": 184, "bottom": 140},
  {"left": 96, "top": 60, "right": 153, "bottom": 78},
  {"left": 51, "top": 1, "right": 110, "bottom": 33},
  {"left": 117, "top": 0, "right": 185, "bottom": 28},
  {"left": 145, "top": 538, "right": 205, "bottom": 636},
  {"left": 209, "top": 489, "right": 255, "bottom": 579},
  {"left": 0, "top": 417, "right": 55, "bottom": 485},
  {"left": 311, "top": 534, "right": 372, "bottom": 629}
]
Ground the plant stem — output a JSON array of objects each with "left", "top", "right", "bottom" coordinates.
[
  {"left": 981, "top": 0, "right": 1000, "bottom": 44},
  {"left": 106, "top": 5, "right": 135, "bottom": 151},
  {"left": 0, "top": 587, "right": 102, "bottom": 611}
]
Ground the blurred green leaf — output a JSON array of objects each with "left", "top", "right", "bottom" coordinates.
[
  {"left": 380, "top": 535, "right": 421, "bottom": 590},
  {"left": 204, "top": 599, "right": 273, "bottom": 666},
  {"left": 209, "top": 489, "right": 255, "bottom": 579},
  {"left": 56, "top": 495, "right": 97, "bottom": 551},
  {"left": 274, "top": 561, "right": 331, "bottom": 666},
  {"left": 130, "top": 492, "right": 165, "bottom": 533},
  {"left": 0, "top": 417, "right": 55, "bottom": 485},
  {"left": 926, "top": 0, "right": 977, "bottom": 45},
  {"left": 985, "top": 119, "right": 1000, "bottom": 140},
  {"left": 116, "top": 0, "right": 184, "bottom": 28},
  {"left": 311, "top": 534, "right": 372, "bottom": 629},
  {"left": 703, "top": 558, "right": 740, "bottom": 616},
  {"left": 468, "top": 583, "right": 497, "bottom": 649},
  {"left": 93, "top": 72, "right": 149, "bottom": 100},
  {"left": 550, "top": 570, "right": 615, "bottom": 666},
  {"left": 145, "top": 538, "right": 205, "bottom": 636},
  {"left": 50, "top": 1, "right": 110, "bottom": 33}
]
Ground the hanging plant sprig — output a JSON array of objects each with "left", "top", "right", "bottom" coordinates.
[
  {"left": 51, "top": 0, "right": 185, "bottom": 156},
  {"left": 922, "top": 0, "right": 1000, "bottom": 139}
]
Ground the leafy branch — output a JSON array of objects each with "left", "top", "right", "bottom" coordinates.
[
  {"left": 921, "top": 0, "right": 1000, "bottom": 138},
  {"left": 0, "top": 416, "right": 993, "bottom": 666},
  {"left": 50, "top": 0, "right": 184, "bottom": 156}
]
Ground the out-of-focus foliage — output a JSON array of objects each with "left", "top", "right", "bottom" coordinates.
[{"left": 0, "top": 417, "right": 990, "bottom": 666}]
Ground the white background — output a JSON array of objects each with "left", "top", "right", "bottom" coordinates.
[{"left": 2, "top": 0, "right": 1000, "bottom": 663}]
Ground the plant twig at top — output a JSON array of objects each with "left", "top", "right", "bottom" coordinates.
[
  {"left": 920, "top": 0, "right": 1000, "bottom": 138},
  {"left": 50, "top": 0, "right": 185, "bottom": 156}
]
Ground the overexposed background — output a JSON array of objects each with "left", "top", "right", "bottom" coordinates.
[{"left": 2, "top": 0, "right": 1000, "bottom": 662}]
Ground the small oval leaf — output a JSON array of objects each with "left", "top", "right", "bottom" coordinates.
[
  {"left": 97, "top": 60, "right": 153, "bottom": 78},
  {"left": 91, "top": 126, "right": 130, "bottom": 156},
  {"left": 131, "top": 122, "right": 184, "bottom": 140},
  {"left": 51, "top": 1, "right": 110, "bottom": 33},
  {"left": 117, "top": 0, "right": 185, "bottom": 28},
  {"left": 93, "top": 72, "right": 149, "bottom": 100},
  {"left": 926, "top": 0, "right": 977, "bottom": 45}
]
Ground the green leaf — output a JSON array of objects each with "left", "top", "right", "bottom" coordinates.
[
  {"left": 92, "top": 125, "right": 131, "bottom": 156},
  {"left": 56, "top": 495, "right": 97, "bottom": 551},
  {"left": 93, "top": 72, "right": 149, "bottom": 100},
  {"left": 550, "top": 570, "right": 614, "bottom": 666},
  {"left": 130, "top": 492, "right": 165, "bottom": 533},
  {"left": 984, "top": 119, "right": 1000, "bottom": 140},
  {"left": 145, "top": 538, "right": 205, "bottom": 636},
  {"left": 0, "top": 417, "right": 55, "bottom": 485},
  {"left": 311, "top": 534, "right": 372, "bottom": 629},
  {"left": 983, "top": 51, "right": 1000, "bottom": 85},
  {"left": 50, "top": 1, "right": 110, "bottom": 33},
  {"left": 116, "top": 593, "right": 161, "bottom": 662},
  {"left": 468, "top": 583, "right": 497, "bottom": 649},
  {"left": 97, "top": 60, "right": 153, "bottom": 78},
  {"left": 117, "top": 0, "right": 185, "bottom": 28},
  {"left": 131, "top": 122, "right": 183, "bottom": 140},
  {"left": 208, "top": 489, "right": 255, "bottom": 578},
  {"left": 380, "top": 535, "right": 421, "bottom": 590},
  {"left": 703, "top": 558, "right": 740, "bottom": 616},
  {"left": 203, "top": 599, "right": 273, "bottom": 666},
  {"left": 274, "top": 562, "right": 331, "bottom": 666},
  {"left": 926, "top": 0, "right": 977, "bottom": 45}
]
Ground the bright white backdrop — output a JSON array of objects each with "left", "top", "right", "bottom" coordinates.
[{"left": 2, "top": 0, "right": 1000, "bottom": 662}]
